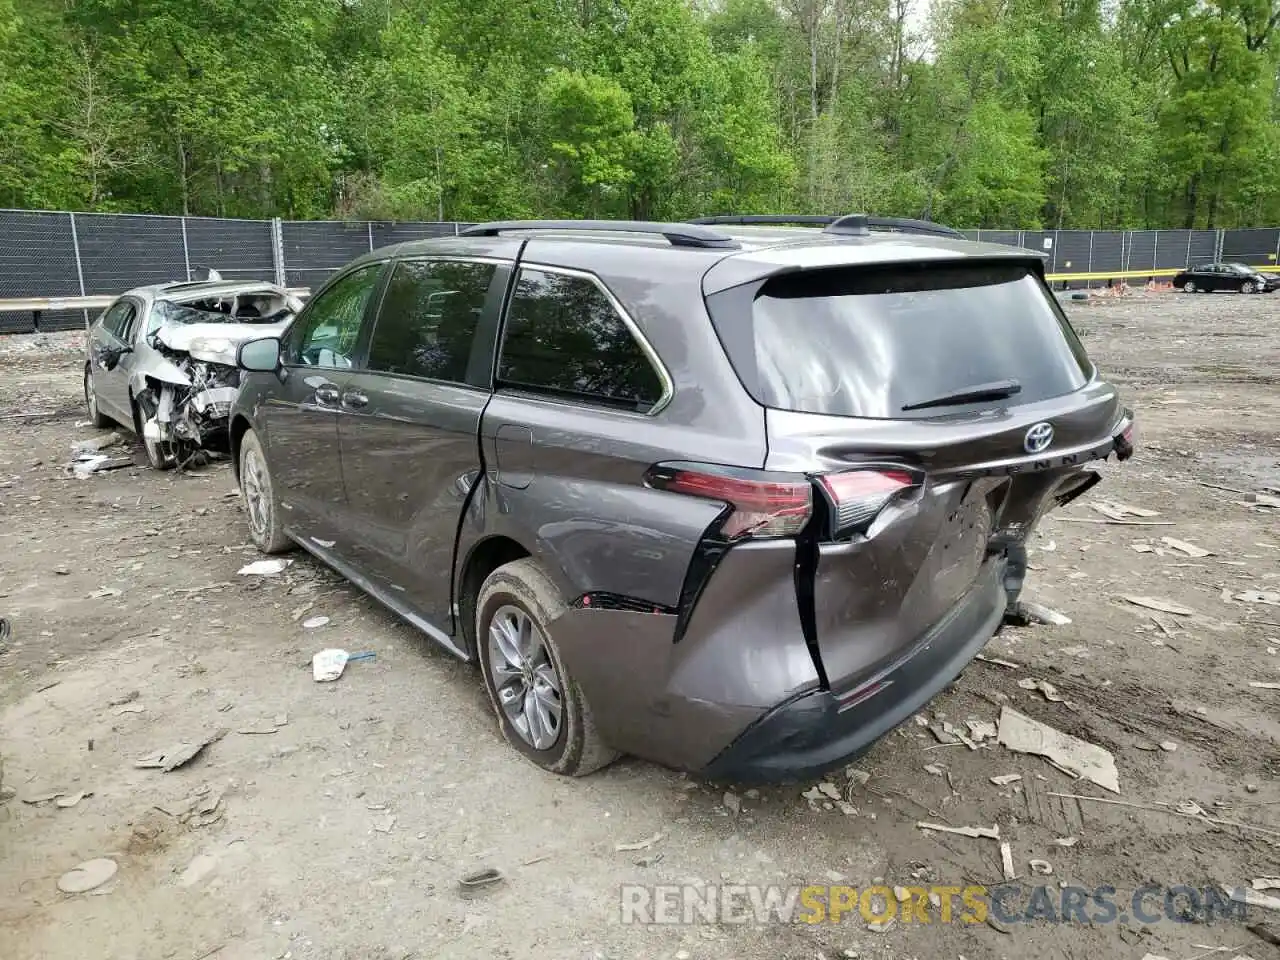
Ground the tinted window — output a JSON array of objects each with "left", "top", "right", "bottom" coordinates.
[
  {"left": 497, "top": 269, "right": 664, "bottom": 412},
  {"left": 288, "top": 264, "right": 382, "bottom": 368},
  {"left": 367, "top": 259, "right": 494, "bottom": 384},
  {"left": 713, "top": 263, "right": 1092, "bottom": 420}
]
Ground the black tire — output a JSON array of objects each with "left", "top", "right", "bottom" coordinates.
[
  {"left": 1183, "top": 280, "right": 1197, "bottom": 293},
  {"left": 84, "top": 365, "right": 112, "bottom": 429},
  {"left": 238, "top": 429, "right": 292, "bottom": 553},
  {"left": 476, "top": 558, "right": 617, "bottom": 776}
]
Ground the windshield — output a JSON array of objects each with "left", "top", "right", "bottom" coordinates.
[
  {"left": 711, "top": 262, "right": 1093, "bottom": 420},
  {"left": 147, "top": 295, "right": 294, "bottom": 334}
]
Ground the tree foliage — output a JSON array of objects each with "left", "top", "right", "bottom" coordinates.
[{"left": 0, "top": 0, "right": 1277, "bottom": 226}]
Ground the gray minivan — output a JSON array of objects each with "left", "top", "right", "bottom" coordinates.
[{"left": 227, "top": 216, "right": 1134, "bottom": 782}]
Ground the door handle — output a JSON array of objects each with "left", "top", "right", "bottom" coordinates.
[
  {"left": 341, "top": 391, "right": 369, "bottom": 410},
  {"left": 314, "top": 384, "right": 340, "bottom": 405}
]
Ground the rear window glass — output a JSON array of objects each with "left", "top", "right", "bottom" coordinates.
[{"left": 717, "top": 263, "right": 1092, "bottom": 419}]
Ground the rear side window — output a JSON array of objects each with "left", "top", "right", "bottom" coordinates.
[
  {"left": 497, "top": 268, "right": 666, "bottom": 412},
  {"left": 367, "top": 259, "right": 495, "bottom": 384},
  {"left": 712, "top": 263, "right": 1092, "bottom": 420}
]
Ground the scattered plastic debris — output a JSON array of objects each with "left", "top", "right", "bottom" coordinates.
[
  {"left": 1255, "top": 879, "right": 1280, "bottom": 892},
  {"left": 237, "top": 559, "right": 292, "bottom": 576},
  {"left": 1120, "top": 596, "right": 1197, "bottom": 616},
  {"left": 916, "top": 821, "right": 1000, "bottom": 840},
  {"left": 723, "top": 791, "right": 741, "bottom": 814},
  {"left": 1030, "top": 859, "right": 1053, "bottom": 875},
  {"left": 1092, "top": 500, "right": 1160, "bottom": 519},
  {"left": 1052, "top": 837, "right": 1078, "bottom": 847},
  {"left": 302, "top": 616, "right": 330, "bottom": 629},
  {"left": 1018, "top": 602, "right": 1072, "bottom": 626},
  {"left": 87, "top": 587, "right": 122, "bottom": 600},
  {"left": 1159, "top": 741, "right": 1178, "bottom": 752},
  {"left": 1250, "top": 682, "right": 1280, "bottom": 690},
  {"left": 1017, "top": 678, "right": 1066, "bottom": 703},
  {"left": 372, "top": 813, "right": 396, "bottom": 834},
  {"left": 1000, "top": 841, "right": 1016, "bottom": 879},
  {"left": 135, "top": 729, "right": 226, "bottom": 772},
  {"left": 1227, "top": 885, "right": 1280, "bottom": 912},
  {"left": 997, "top": 706, "right": 1120, "bottom": 793},
  {"left": 68, "top": 451, "right": 133, "bottom": 479},
  {"left": 57, "top": 858, "right": 117, "bottom": 893},
  {"left": 1237, "top": 591, "right": 1280, "bottom": 606},
  {"left": 990, "top": 774, "right": 1022, "bottom": 786},
  {"left": 866, "top": 916, "right": 896, "bottom": 933},
  {"left": 615, "top": 833, "right": 664, "bottom": 852},
  {"left": 459, "top": 867, "right": 503, "bottom": 888},
  {"left": 924, "top": 763, "right": 945, "bottom": 776},
  {"left": 966, "top": 720, "right": 997, "bottom": 742},
  {"left": 313, "top": 649, "right": 350, "bottom": 682},
  {"left": 55, "top": 791, "right": 88, "bottom": 808},
  {"left": 1159, "top": 536, "right": 1212, "bottom": 558}
]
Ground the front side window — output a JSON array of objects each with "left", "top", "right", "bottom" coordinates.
[
  {"left": 288, "top": 264, "right": 383, "bottom": 368},
  {"left": 366, "top": 259, "right": 496, "bottom": 384},
  {"left": 101, "top": 301, "right": 135, "bottom": 340},
  {"left": 496, "top": 268, "right": 665, "bottom": 412}
]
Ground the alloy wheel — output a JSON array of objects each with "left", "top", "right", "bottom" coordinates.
[
  {"left": 85, "top": 371, "right": 98, "bottom": 419},
  {"left": 487, "top": 604, "right": 563, "bottom": 750},
  {"left": 242, "top": 447, "right": 270, "bottom": 539}
]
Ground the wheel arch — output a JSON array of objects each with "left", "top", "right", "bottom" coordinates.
[
  {"left": 228, "top": 414, "right": 254, "bottom": 484},
  {"left": 455, "top": 535, "right": 533, "bottom": 659}
]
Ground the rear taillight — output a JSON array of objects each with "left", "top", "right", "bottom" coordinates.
[
  {"left": 818, "top": 468, "right": 920, "bottom": 538},
  {"left": 645, "top": 462, "right": 812, "bottom": 540}
]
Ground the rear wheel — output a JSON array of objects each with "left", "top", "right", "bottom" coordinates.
[
  {"left": 1183, "top": 280, "right": 1197, "bottom": 293},
  {"left": 84, "top": 366, "right": 112, "bottom": 428},
  {"left": 239, "top": 429, "right": 292, "bottom": 553},
  {"left": 476, "top": 558, "right": 617, "bottom": 776}
]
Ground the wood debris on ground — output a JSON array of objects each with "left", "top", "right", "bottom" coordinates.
[{"left": 1120, "top": 595, "right": 1198, "bottom": 616}]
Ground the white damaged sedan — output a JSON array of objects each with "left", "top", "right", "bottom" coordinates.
[{"left": 84, "top": 278, "right": 303, "bottom": 469}]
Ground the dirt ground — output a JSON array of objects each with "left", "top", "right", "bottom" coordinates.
[{"left": 1, "top": 291, "right": 1278, "bottom": 960}]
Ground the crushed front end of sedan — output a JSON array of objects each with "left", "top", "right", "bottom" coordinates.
[{"left": 130, "top": 291, "right": 298, "bottom": 469}]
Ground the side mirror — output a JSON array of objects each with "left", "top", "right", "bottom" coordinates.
[{"left": 238, "top": 337, "right": 281, "bottom": 372}]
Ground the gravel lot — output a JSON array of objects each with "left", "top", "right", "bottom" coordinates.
[{"left": 1, "top": 292, "right": 1278, "bottom": 960}]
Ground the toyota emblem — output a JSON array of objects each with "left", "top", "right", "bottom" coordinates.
[{"left": 1024, "top": 422, "right": 1054, "bottom": 454}]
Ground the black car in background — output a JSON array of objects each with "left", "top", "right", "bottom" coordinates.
[{"left": 1174, "top": 262, "right": 1280, "bottom": 294}]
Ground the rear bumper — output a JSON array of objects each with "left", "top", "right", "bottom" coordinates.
[{"left": 699, "top": 556, "right": 1007, "bottom": 784}]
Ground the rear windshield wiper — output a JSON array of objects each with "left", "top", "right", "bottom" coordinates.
[{"left": 901, "top": 378, "right": 1022, "bottom": 412}]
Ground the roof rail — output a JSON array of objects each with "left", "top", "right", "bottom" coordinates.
[
  {"left": 459, "top": 219, "right": 738, "bottom": 249},
  {"left": 686, "top": 213, "right": 964, "bottom": 240},
  {"left": 687, "top": 215, "right": 840, "bottom": 227}
]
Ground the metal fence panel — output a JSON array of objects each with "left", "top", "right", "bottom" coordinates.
[
  {"left": 979, "top": 230, "right": 1021, "bottom": 246},
  {"left": 8, "top": 212, "right": 1280, "bottom": 334},
  {"left": 369, "top": 221, "right": 459, "bottom": 251},
  {"left": 1220, "top": 228, "right": 1279, "bottom": 266},
  {"left": 281, "top": 220, "right": 380, "bottom": 289},
  {"left": 75, "top": 213, "right": 187, "bottom": 295},
  {"left": 1189, "top": 230, "right": 1218, "bottom": 266},
  {"left": 0, "top": 210, "right": 84, "bottom": 332},
  {"left": 1127, "top": 230, "right": 1157, "bottom": 273},
  {"left": 185, "top": 217, "right": 275, "bottom": 281}
]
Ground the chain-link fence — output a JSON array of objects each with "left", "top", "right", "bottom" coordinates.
[{"left": 3, "top": 209, "right": 1280, "bottom": 333}]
